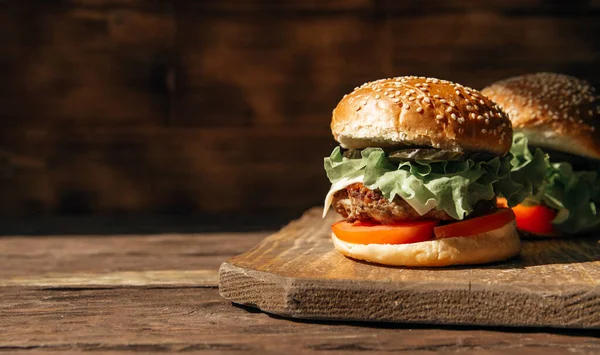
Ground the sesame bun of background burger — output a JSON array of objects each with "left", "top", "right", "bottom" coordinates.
[
  {"left": 321, "top": 76, "right": 544, "bottom": 267},
  {"left": 482, "top": 72, "right": 600, "bottom": 238}
]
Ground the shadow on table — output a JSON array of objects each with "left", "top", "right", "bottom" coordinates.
[{"left": 235, "top": 303, "right": 600, "bottom": 338}]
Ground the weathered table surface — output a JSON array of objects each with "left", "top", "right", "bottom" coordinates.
[{"left": 1, "top": 218, "right": 600, "bottom": 354}]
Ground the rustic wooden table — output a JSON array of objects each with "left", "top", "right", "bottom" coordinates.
[{"left": 1, "top": 219, "right": 599, "bottom": 354}]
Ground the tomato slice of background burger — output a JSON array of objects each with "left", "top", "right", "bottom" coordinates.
[
  {"left": 496, "top": 197, "right": 557, "bottom": 236},
  {"left": 332, "top": 220, "right": 438, "bottom": 245},
  {"left": 511, "top": 204, "right": 557, "bottom": 236}
]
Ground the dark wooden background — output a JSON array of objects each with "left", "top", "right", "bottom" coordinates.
[{"left": 1, "top": 0, "right": 599, "bottom": 218}]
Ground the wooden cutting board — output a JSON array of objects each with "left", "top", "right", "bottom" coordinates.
[{"left": 219, "top": 208, "right": 600, "bottom": 329}]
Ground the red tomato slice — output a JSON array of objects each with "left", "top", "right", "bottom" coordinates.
[
  {"left": 512, "top": 203, "right": 557, "bottom": 235},
  {"left": 434, "top": 208, "right": 516, "bottom": 239},
  {"left": 331, "top": 220, "right": 438, "bottom": 245}
]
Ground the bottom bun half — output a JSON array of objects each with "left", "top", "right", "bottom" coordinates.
[{"left": 332, "top": 220, "right": 520, "bottom": 267}]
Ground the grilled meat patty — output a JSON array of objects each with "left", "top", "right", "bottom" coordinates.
[{"left": 332, "top": 183, "right": 497, "bottom": 224}]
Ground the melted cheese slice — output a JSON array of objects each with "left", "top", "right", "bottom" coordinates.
[{"left": 322, "top": 175, "right": 364, "bottom": 217}]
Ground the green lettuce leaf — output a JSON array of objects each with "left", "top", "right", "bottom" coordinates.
[
  {"left": 510, "top": 133, "right": 600, "bottom": 233},
  {"left": 324, "top": 143, "right": 547, "bottom": 220},
  {"left": 500, "top": 133, "right": 550, "bottom": 207}
]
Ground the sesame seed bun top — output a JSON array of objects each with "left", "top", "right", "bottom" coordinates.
[
  {"left": 331, "top": 76, "right": 513, "bottom": 156},
  {"left": 482, "top": 72, "right": 600, "bottom": 160}
]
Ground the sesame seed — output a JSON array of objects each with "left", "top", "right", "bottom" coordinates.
[
  {"left": 392, "top": 97, "right": 400, "bottom": 103},
  {"left": 446, "top": 107, "right": 453, "bottom": 113},
  {"left": 375, "top": 94, "right": 380, "bottom": 99},
  {"left": 409, "top": 97, "right": 416, "bottom": 101},
  {"left": 466, "top": 105, "right": 473, "bottom": 111},
  {"left": 479, "top": 99, "right": 485, "bottom": 105},
  {"left": 451, "top": 113, "right": 457, "bottom": 120},
  {"left": 477, "top": 115, "right": 484, "bottom": 120},
  {"left": 434, "top": 95, "right": 441, "bottom": 99},
  {"left": 485, "top": 118, "right": 490, "bottom": 124},
  {"left": 470, "top": 113, "right": 476, "bottom": 119},
  {"left": 455, "top": 90, "right": 461, "bottom": 96},
  {"left": 440, "top": 99, "right": 447, "bottom": 104},
  {"left": 416, "top": 107, "right": 423, "bottom": 113},
  {"left": 482, "top": 129, "right": 487, "bottom": 133},
  {"left": 457, "top": 117, "right": 465, "bottom": 123},
  {"left": 361, "top": 100, "right": 368, "bottom": 105},
  {"left": 474, "top": 105, "right": 479, "bottom": 110},
  {"left": 450, "top": 101, "right": 456, "bottom": 107},
  {"left": 436, "top": 115, "right": 443, "bottom": 120}
]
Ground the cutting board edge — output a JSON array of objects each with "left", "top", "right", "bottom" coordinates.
[{"left": 218, "top": 261, "right": 600, "bottom": 329}]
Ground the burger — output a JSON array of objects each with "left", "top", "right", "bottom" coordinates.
[
  {"left": 482, "top": 72, "right": 600, "bottom": 237},
  {"left": 323, "top": 76, "right": 546, "bottom": 267}
]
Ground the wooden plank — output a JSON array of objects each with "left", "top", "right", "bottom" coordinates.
[
  {"left": 2, "top": 287, "right": 600, "bottom": 354},
  {"left": 0, "top": 270, "right": 218, "bottom": 287},
  {"left": 175, "top": 12, "right": 600, "bottom": 128},
  {"left": 220, "top": 208, "right": 600, "bottom": 329},
  {"left": 174, "top": 15, "right": 388, "bottom": 126},
  {"left": 387, "top": 13, "right": 600, "bottom": 48},
  {"left": 0, "top": 127, "right": 333, "bottom": 215},
  {"left": 175, "top": 0, "right": 600, "bottom": 13},
  {"left": 0, "top": 3, "right": 175, "bottom": 126},
  {"left": 175, "top": 0, "right": 371, "bottom": 12},
  {"left": 383, "top": 13, "right": 600, "bottom": 89},
  {"left": 377, "top": 0, "right": 600, "bottom": 13},
  {"left": 0, "top": 232, "right": 268, "bottom": 280}
]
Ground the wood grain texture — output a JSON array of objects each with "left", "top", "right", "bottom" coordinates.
[
  {"left": 3, "top": 287, "right": 600, "bottom": 354},
  {"left": 0, "top": 270, "right": 218, "bottom": 287},
  {"left": 0, "top": 3, "right": 175, "bottom": 126},
  {"left": 220, "top": 208, "right": 600, "bottom": 329},
  {"left": 1, "top": 224, "right": 600, "bottom": 353},
  {"left": 1, "top": 1, "right": 600, "bottom": 216},
  {"left": 0, "top": 232, "right": 267, "bottom": 280},
  {"left": 0, "top": 127, "right": 333, "bottom": 215}
]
